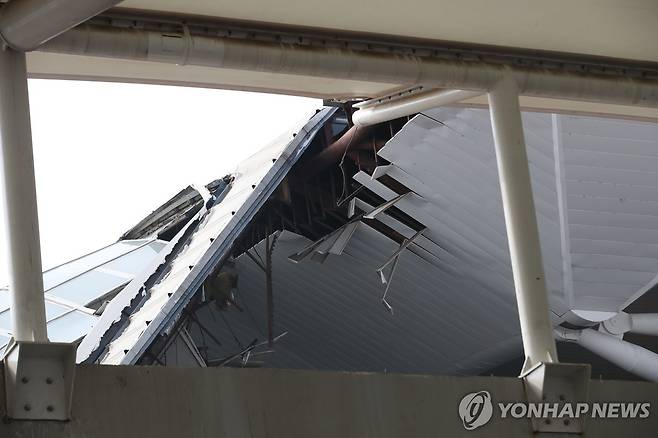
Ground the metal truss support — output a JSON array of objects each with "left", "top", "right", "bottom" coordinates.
[
  {"left": 488, "top": 76, "right": 558, "bottom": 373},
  {"left": 523, "top": 361, "right": 591, "bottom": 433},
  {"left": 488, "top": 77, "right": 590, "bottom": 433},
  {"left": 265, "top": 232, "right": 279, "bottom": 347},
  {"left": 3, "top": 341, "right": 76, "bottom": 420},
  {"left": 556, "top": 327, "right": 658, "bottom": 382},
  {"left": 0, "top": 47, "right": 47, "bottom": 343},
  {"left": 602, "top": 311, "right": 658, "bottom": 337},
  {"left": 0, "top": 46, "right": 75, "bottom": 420}
]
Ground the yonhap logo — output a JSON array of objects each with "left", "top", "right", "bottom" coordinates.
[
  {"left": 459, "top": 391, "right": 493, "bottom": 430},
  {"left": 457, "top": 389, "right": 650, "bottom": 431}
]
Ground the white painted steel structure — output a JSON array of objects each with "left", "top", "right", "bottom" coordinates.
[
  {"left": 488, "top": 78, "right": 558, "bottom": 371},
  {"left": 0, "top": 0, "right": 123, "bottom": 345},
  {"left": 352, "top": 89, "right": 481, "bottom": 127},
  {"left": 0, "top": 48, "right": 47, "bottom": 343},
  {"left": 39, "top": 25, "right": 658, "bottom": 111},
  {"left": 0, "top": 0, "right": 121, "bottom": 51},
  {"left": 557, "top": 327, "right": 658, "bottom": 382},
  {"left": 602, "top": 312, "right": 658, "bottom": 337},
  {"left": 13, "top": 1, "right": 658, "bottom": 121}
]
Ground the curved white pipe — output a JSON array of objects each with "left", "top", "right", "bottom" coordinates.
[
  {"left": 40, "top": 25, "right": 658, "bottom": 109},
  {"left": 352, "top": 89, "right": 481, "bottom": 126},
  {"left": 557, "top": 328, "right": 658, "bottom": 382},
  {"left": 0, "top": 0, "right": 122, "bottom": 51}
]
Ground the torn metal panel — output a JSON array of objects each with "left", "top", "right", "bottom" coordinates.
[
  {"left": 287, "top": 221, "right": 355, "bottom": 263},
  {"left": 327, "top": 222, "right": 358, "bottom": 255},
  {"left": 376, "top": 227, "right": 425, "bottom": 273},
  {"left": 120, "top": 179, "right": 227, "bottom": 241},
  {"left": 363, "top": 192, "right": 411, "bottom": 220},
  {"left": 370, "top": 165, "right": 393, "bottom": 180},
  {"left": 369, "top": 110, "right": 567, "bottom": 319},
  {"left": 120, "top": 186, "right": 203, "bottom": 240},
  {"left": 374, "top": 106, "right": 658, "bottom": 319}
]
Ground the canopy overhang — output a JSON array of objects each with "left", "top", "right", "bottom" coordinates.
[{"left": 0, "top": 1, "right": 653, "bottom": 120}]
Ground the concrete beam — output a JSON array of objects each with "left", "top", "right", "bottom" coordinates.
[{"left": 1, "top": 365, "right": 657, "bottom": 437}]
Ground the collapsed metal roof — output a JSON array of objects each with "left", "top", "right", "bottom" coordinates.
[
  {"left": 77, "top": 107, "right": 336, "bottom": 364},
  {"left": 60, "top": 104, "right": 658, "bottom": 379}
]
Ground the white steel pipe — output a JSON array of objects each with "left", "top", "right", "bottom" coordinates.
[
  {"left": 603, "top": 312, "right": 658, "bottom": 337},
  {"left": 0, "top": 0, "right": 122, "bottom": 51},
  {"left": 558, "top": 328, "right": 658, "bottom": 382},
  {"left": 488, "top": 77, "right": 558, "bottom": 373},
  {"left": 0, "top": 47, "right": 48, "bottom": 342},
  {"left": 352, "top": 89, "right": 482, "bottom": 126},
  {"left": 628, "top": 313, "right": 658, "bottom": 337},
  {"left": 40, "top": 25, "right": 658, "bottom": 109}
]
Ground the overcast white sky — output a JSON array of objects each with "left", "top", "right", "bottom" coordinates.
[{"left": 0, "top": 79, "right": 320, "bottom": 286}]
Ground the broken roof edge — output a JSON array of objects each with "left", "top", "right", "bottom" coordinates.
[
  {"left": 117, "top": 107, "right": 337, "bottom": 365},
  {"left": 76, "top": 179, "right": 231, "bottom": 363},
  {"left": 120, "top": 177, "right": 230, "bottom": 241}
]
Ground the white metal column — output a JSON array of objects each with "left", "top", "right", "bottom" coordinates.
[
  {"left": 0, "top": 46, "right": 48, "bottom": 343},
  {"left": 488, "top": 77, "right": 558, "bottom": 374}
]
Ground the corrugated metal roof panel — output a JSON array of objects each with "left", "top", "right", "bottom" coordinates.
[
  {"left": 377, "top": 107, "right": 658, "bottom": 315},
  {"left": 557, "top": 114, "right": 658, "bottom": 310},
  {"left": 219, "top": 228, "right": 522, "bottom": 375}
]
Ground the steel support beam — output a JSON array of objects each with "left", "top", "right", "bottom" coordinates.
[
  {"left": 557, "top": 327, "right": 658, "bottom": 382},
  {"left": 0, "top": 46, "right": 47, "bottom": 343},
  {"left": 602, "top": 312, "right": 658, "bottom": 337},
  {"left": 40, "top": 25, "right": 658, "bottom": 110},
  {"left": 0, "top": 0, "right": 122, "bottom": 51},
  {"left": 0, "top": 46, "right": 77, "bottom": 421},
  {"left": 487, "top": 77, "right": 558, "bottom": 374}
]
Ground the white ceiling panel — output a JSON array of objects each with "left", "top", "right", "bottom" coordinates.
[
  {"left": 119, "top": 0, "right": 658, "bottom": 63},
  {"left": 372, "top": 107, "right": 658, "bottom": 315}
]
